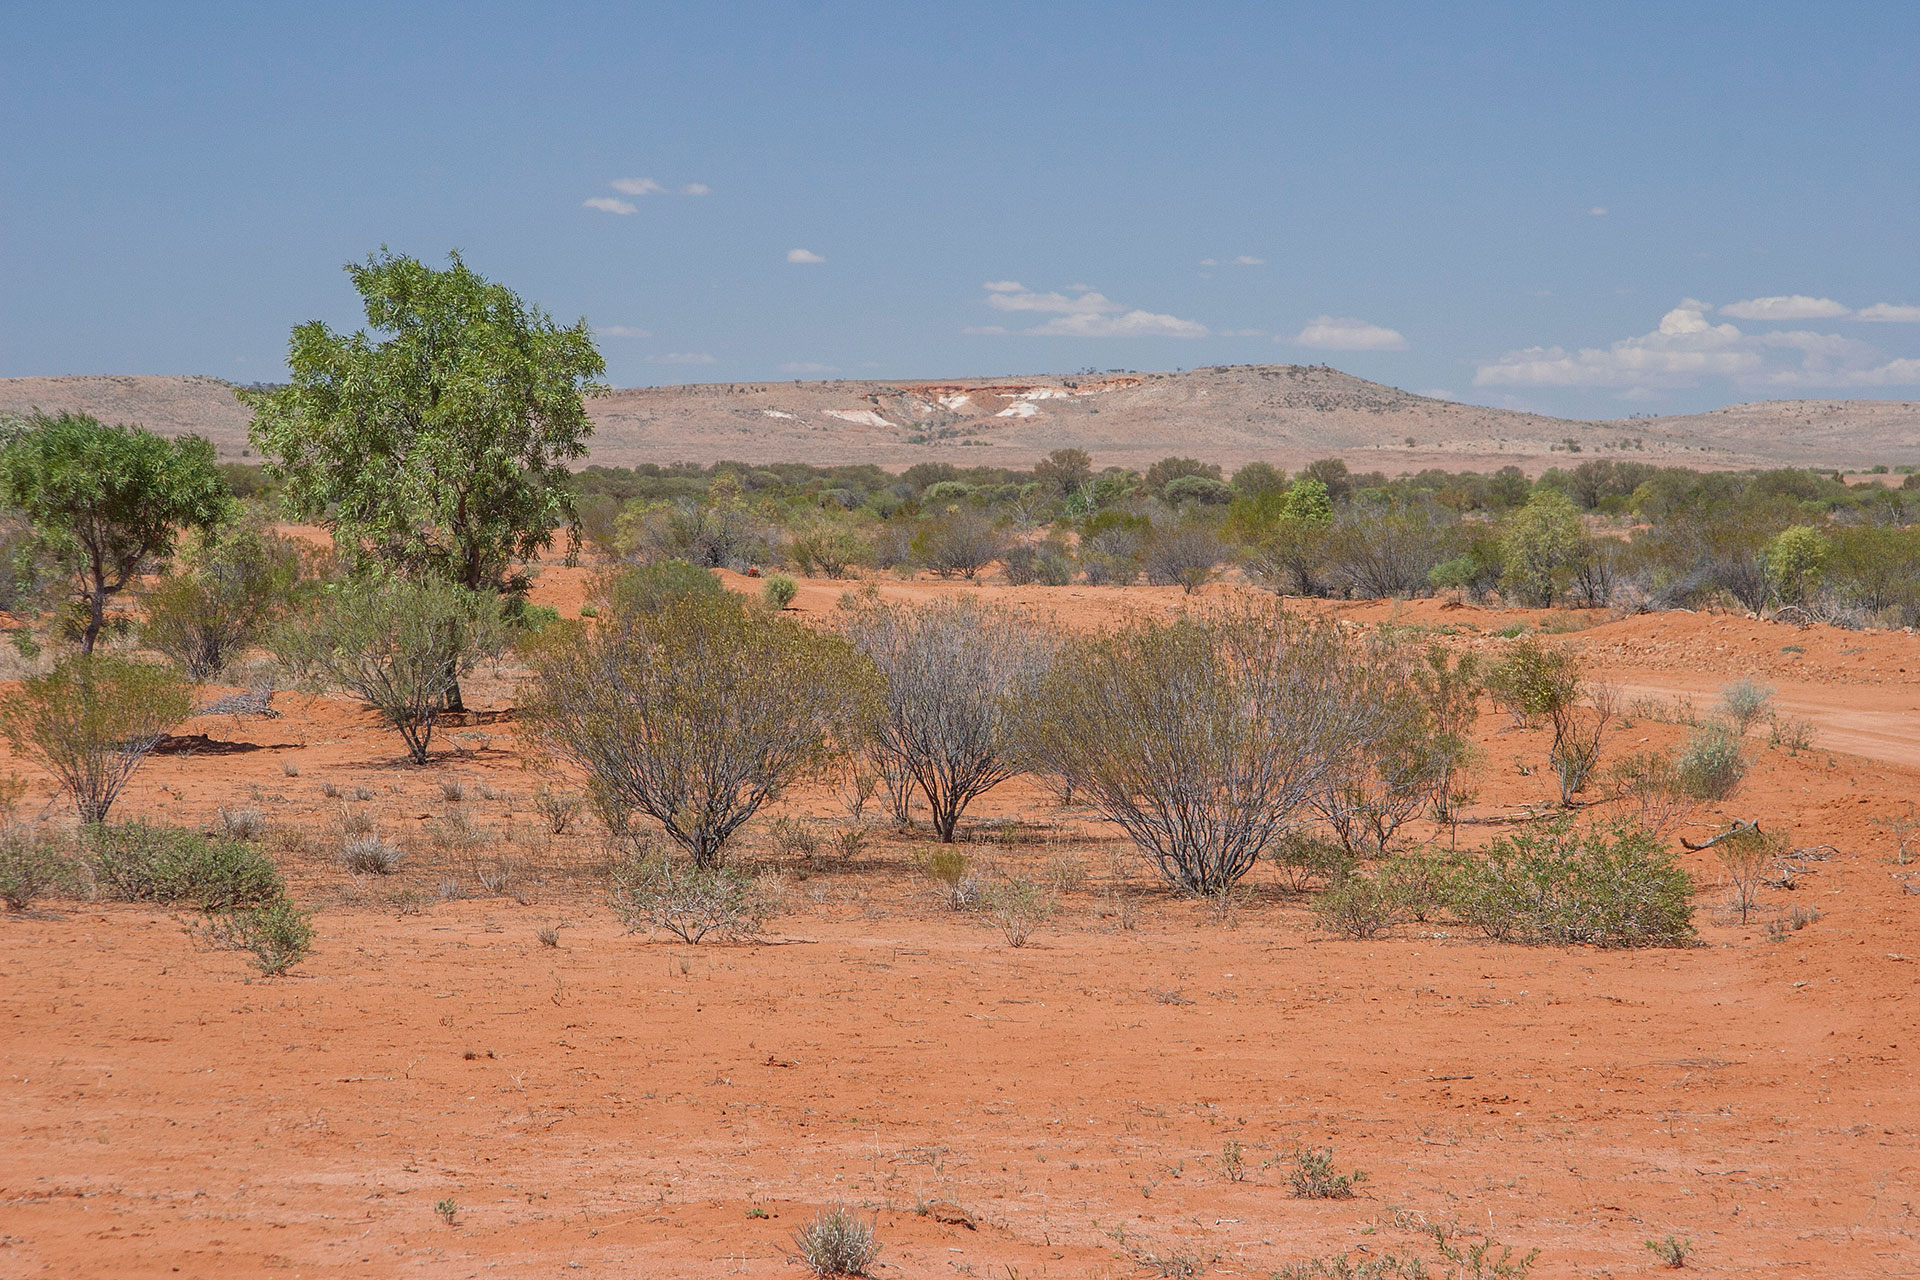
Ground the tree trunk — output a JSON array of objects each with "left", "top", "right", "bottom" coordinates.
[{"left": 80, "top": 588, "right": 105, "bottom": 656}]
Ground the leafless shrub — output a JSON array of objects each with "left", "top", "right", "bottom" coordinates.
[
  {"left": 841, "top": 595, "right": 1057, "bottom": 843},
  {"left": 1024, "top": 602, "right": 1384, "bottom": 895},
  {"left": 768, "top": 816, "right": 820, "bottom": 861},
  {"left": 988, "top": 877, "right": 1051, "bottom": 946},
  {"left": 836, "top": 764, "right": 878, "bottom": 820},
  {"left": 1608, "top": 750, "right": 1699, "bottom": 841},
  {"left": 1715, "top": 824, "right": 1785, "bottom": 924},
  {"left": 471, "top": 853, "right": 515, "bottom": 896},
  {"left": 1141, "top": 524, "right": 1224, "bottom": 594},
  {"left": 521, "top": 593, "right": 878, "bottom": 867}
]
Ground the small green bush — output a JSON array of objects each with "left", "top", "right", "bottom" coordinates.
[
  {"left": 1312, "top": 873, "right": 1396, "bottom": 939},
  {"left": 1449, "top": 822, "right": 1695, "bottom": 948},
  {"left": 1287, "top": 1145, "right": 1367, "bottom": 1199},
  {"left": 1269, "top": 830, "right": 1355, "bottom": 891},
  {"left": 1677, "top": 722, "right": 1749, "bottom": 800},
  {"left": 0, "top": 827, "right": 71, "bottom": 910},
  {"left": 201, "top": 898, "right": 314, "bottom": 976},
  {"left": 87, "top": 822, "right": 284, "bottom": 910},
  {"left": 762, "top": 573, "right": 799, "bottom": 609}
]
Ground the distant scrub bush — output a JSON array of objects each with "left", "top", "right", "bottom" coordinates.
[
  {"left": 762, "top": 573, "right": 798, "bottom": 609},
  {"left": 0, "top": 827, "right": 72, "bottom": 910},
  {"left": 199, "top": 898, "right": 314, "bottom": 976},
  {"left": 607, "top": 851, "right": 773, "bottom": 944}
]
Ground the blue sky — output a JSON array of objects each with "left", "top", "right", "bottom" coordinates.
[{"left": 3, "top": 1, "right": 1917, "bottom": 418}]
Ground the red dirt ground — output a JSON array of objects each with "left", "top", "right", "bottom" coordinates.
[{"left": 2, "top": 571, "right": 1917, "bottom": 1278}]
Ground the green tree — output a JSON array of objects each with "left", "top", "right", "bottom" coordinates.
[
  {"left": 0, "top": 655, "right": 192, "bottom": 822},
  {"left": 0, "top": 413, "right": 227, "bottom": 654},
  {"left": 143, "top": 516, "right": 308, "bottom": 680},
  {"left": 1281, "top": 477, "right": 1335, "bottom": 525},
  {"left": 1500, "top": 488, "right": 1587, "bottom": 606},
  {"left": 1764, "top": 524, "right": 1831, "bottom": 606},
  {"left": 245, "top": 249, "right": 605, "bottom": 600}
]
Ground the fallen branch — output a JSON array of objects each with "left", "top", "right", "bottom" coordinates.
[{"left": 1681, "top": 820, "right": 1761, "bottom": 852}]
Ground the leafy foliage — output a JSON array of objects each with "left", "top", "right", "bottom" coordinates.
[
  {"left": 142, "top": 516, "right": 308, "bottom": 679},
  {"left": 246, "top": 249, "right": 605, "bottom": 595},
  {"left": 0, "top": 655, "right": 191, "bottom": 822},
  {"left": 86, "top": 822, "right": 285, "bottom": 910},
  {"left": 1449, "top": 821, "right": 1696, "bottom": 947},
  {"left": 0, "top": 412, "right": 228, "bottom": 653},
  {"left": 273, "top": 578, "right": 508, "bottom": 764}
]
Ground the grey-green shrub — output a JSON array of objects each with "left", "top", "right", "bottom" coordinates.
[
  {"left": 1677, "top": 722, "right": 1749, "bottom": 800},
  {"left": 0, "top": 827, "right": 71, "bottom": 910},
  {"left": 1448, "top": 821, "right": 1695, "bottom": 948},
  {"left": 86, "top": 822, "right": 284, "bottom": 910},
  {"left": 201, "top": 898, "right": 314, "bottom": 976}
]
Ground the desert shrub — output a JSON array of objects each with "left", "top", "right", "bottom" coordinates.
[
  {"left": 1500, "top": 489, "right": 1587, "bottom": 606},
  {"left": 1325, "top": 498, "right": 1451, "bottom": 598},
  {"left": 1767, "top": 713, "right": 1815, "bottom": 755},
  {"left": 596, "top": 559, "right": 723, "bottom": 620},
  {"left": 199, "top": 898, "right": 314, "bottom": 976},
  {"left": 532, "top": 785, "right": 583, "bottom": 835},
  {"left": 341, "top": 833, "right": 404, "bottom": 875},
  {"left": 142, "top": 518, "right": 306, "bottom": 680},
  {"left": 86, "top": 822, "right": 285, "bottom": 910},
  {"left": 1448, "top": 822, "right": 1695, "bottom": 947},
  {"left": 1644, "top": 1235, "right": 1694, "bottom": 1269},
  {"left": 762, "top": 573, "right": 798, "bottom": 609},
  {"left": 621, "top": 475, "right": 777, "bottom": 570},
  {"left": 1268, "top": 830, "right": 1356, "bottom": 891},
  {"left": 1487, "top": 640, "right": 1611, "bottom": 804},
  {"left": 1315, "top": 644, "right": 1477, "bottom": 852},
  {"left": 1380, "top": 848, "right": 1455, "bottom": 921},
  {"left": 1764, "top": 525, "right": 1829, "bottom": 606},
  {"left": 1035, "top": 543, "right": 1077, "bottom": 586},
  {"left": 1312, "top": 873, "right": 1396, "bottom": 939},
  {"left": 0, "top": 827, "right": 72, "bottom": 910},
  {"left": 785, "top": 516, "right": 869, "bottom": 578},
  {"left": 608, "top": 853, "right": 772, "bottom": 943},
  {"left": 273, "top": 578, "right": 508, "bottom": 764},
  {"left": 1024, "top": 602, "right": 1382, "bottom": 895},
  {"left": 841, "top": 595, "right": 1056, "bottom": 842},
  {"left": 218, "top": 806, "right": 267, "bottom": 841},
  {"left": 1713, "top": 823, "right": 1785, "bottom": 924},
  {"left": 1717, "top": 678, "right": 1774, "bottom": 736},
  {"left": 988, "top": 877, "right": 1051, "bottom": 946},
  {"left": 0, "top": 655, "right": 192, "bottom": 822},
  {"left": 910, "top": 507, "right": 1003, "bottom": 579},
  {"left": 768, "top": 816, "right": 820, "bottom": 861},
  {"left": 1608, "top": 750, "right": 1698, "bottom": 841},
  {"left": 1676, "top": 722, "right": 1749, "bottom": 800},
  {"left": 1287, "top": 1146, "right": 1367, "bottom": 1199},
  {"left": 794, "top": 1205, "right": 880, "bottom": 1278},
  {"left": 1141, "top": 523, "right": 1224, "bottom": 593},
  {"left": 522, "top": 592, "right": 878, "bottom": 866}
]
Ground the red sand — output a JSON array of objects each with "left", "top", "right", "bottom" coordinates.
[{"left": 3, "top": 574, "right": 1917, "bottom": 1278}]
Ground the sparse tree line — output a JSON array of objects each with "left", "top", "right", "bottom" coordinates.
[{"left": 0, "top": 250, "right": 1850, "bottom": 967}]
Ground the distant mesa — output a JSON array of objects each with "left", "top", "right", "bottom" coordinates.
[{"left": 2, "top": 365, "right": 1915, "bottom": 473}]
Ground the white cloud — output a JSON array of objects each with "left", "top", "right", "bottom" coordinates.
[
  {"left": 1720, "top": 294, "right": 1852, "bottom": 320},
  {"left": 595, "top": 325, "right": 652, "bottom": 338},
  {"left": 1857, "top": 302, "right": 1920, "bottom": 323},
  {"left": 1588, "top": 206, "right": 1608, "bottom": 216},
  {"left": 1474, "top": 301, "right": 1920, "bottom": 391},
  {"left": 682, "top": 183, "right": 711, "bottom": 196},
  {"left": 648, "top": 352, "right": 716, "bottom": 364},
  {"left": 779, "top": 361, "right": 839, "bottom": 374},
  {"left": 1030, "top": 310, "right": 1209, "bottom": 338},
  {"left": 584, "top": 196, "right": 637, "bottom": 215},
  {"left": 976, "top": 283, "right": 1206, "bottom": 338},
  {"left": 787, "top": 248, "right": 825, "bottom": 264},
  {"left": 611, "top": 177, "right": 665, "bottom": 196},
  {"left": 1233, "top": 255, "right": 1265, "bottom": 266},
  {"left": 1292, "top": 316, "right": 1408, "bottom": 351},
  {"left": 1198, "top": 258, "right": 1218, "bottom": 267}
]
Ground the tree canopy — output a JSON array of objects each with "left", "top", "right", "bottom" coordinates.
[
  {"left": 0, "top": 412, "right": 227, "bottom": 654},
  {"left": 245, "top": 249, "right": 606, "bottom": 596}
]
